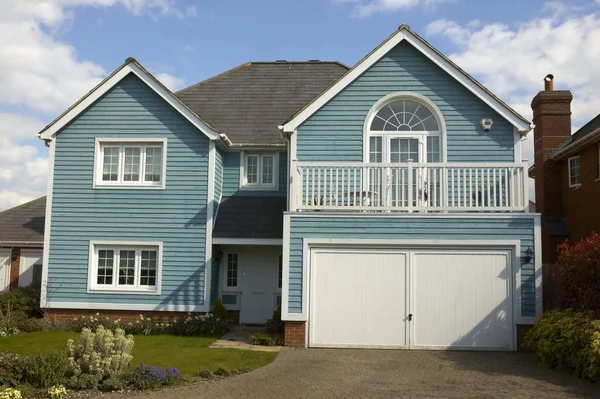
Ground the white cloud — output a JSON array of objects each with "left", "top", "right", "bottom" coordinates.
[
  {"left": 0, "top": 0, "right": 189, "bottom": 210},
  {"left": 334, "top": 0, "right": 453, "bottom": 17},
  {"left": 155, "top": 72, "right": 185, "bottom": 91}
]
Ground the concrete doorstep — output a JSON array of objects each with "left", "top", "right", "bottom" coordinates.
[{"left": 209, "top": 324, "right": 283, "bottom": 352}]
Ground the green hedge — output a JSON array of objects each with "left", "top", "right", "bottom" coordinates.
[{"left": 524, "top": 309, "right": 600, "bottom": 381}]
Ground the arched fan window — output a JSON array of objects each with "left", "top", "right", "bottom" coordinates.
[{"left": 370, "top": 100, "right": 439, "bottom": 132}]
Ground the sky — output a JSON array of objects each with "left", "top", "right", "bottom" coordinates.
[{"left": 1, "top": 0, "right": 599, "bottom": 210}]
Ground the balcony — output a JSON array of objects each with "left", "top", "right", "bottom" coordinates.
[{"left": 292, "top": 162, "right": 529, "bottom": 212}]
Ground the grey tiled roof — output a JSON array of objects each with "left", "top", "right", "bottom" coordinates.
[
  {"left": 213, "top": 196, "right": 285, "bottom": 239},
  {"left": 0, "top": 197, "right": 46, "bottom": 244},
  {"left": 572, "top": 113, "right": 600, "bottom": 143},
  {"left": 176, "top": 61, "right": 349, "bottom": 145}
]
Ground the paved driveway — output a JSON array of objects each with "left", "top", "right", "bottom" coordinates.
[{"left": 116, "top": 348, "right": 599, "bottom": 399}]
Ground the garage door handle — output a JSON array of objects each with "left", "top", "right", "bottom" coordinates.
[{"left": 408, "top": 314, "right": 413, "bottom": 321}]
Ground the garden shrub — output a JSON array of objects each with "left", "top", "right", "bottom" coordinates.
[
  {"left": 212, "top": 299, "right": 228, "bottom": 320},
  {"left": 127, "top": 364, "right": 181, "bottom": 389},
  {"left": 0, "top": 353, "right": 24, "bottom": 387},
  {"left": 0, "top": 387, "right": 21, "bottom": 399},
  {"left": 212, "top": 367, "right": 230, "bottom": 377},
  {"left": 557, "top": 231, "right": 600, "bottom": 313},
  {"left": 47, "top": 385, "right": 67, "bottom": 399},
  {"left": 524, "top": 309, "right": 600, "bottom": 381},
  {"left": 196, "top": 369, "right": 212, "bottom": 379},
  {"left": 66, "top": 373, "right": 102, "bottom": 390},
  {"left": 16, "top": 317, "right": 51, "bottom": 333},
  {"left": 66, "top": 325, "right": 134, "bottom": 380},
  {"left": 99, "top": 376, "right": 126, "bottom": 392},
  {"left": 22, "top": 351, "right": 70, "bottom": 388},
  {"left": 249, "top": 331, "right": 284, "bottom": 346}
]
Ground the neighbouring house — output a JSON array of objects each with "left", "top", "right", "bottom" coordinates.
[
  {"left": 530, "top": 75, "right": 600, "bottom": 264},
  {"left": 0, "top": 197, "right": 46, "bottom": 292},
  {"left": 37, "top": 25, "right": 541, "bottom": 351}
]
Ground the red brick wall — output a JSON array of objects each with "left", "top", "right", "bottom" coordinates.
[
  {"left": 9, "top": 248, "right": 20, "bottom": 290},
  {"left": 284, "top": 321, "right": 306, "bottom": 347},
  {"left": 560, "top": 144, "right": 600, "bottom": 243},
  {"left": 44, "top": 308, "right": 206, "bottom": 323}
]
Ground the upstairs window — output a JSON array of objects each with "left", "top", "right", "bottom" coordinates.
[
  {"left": 241, "top": 152, "right": 278, "bottom": 190},
  {"left": 568, "top": 155, "right": 581, "bottom": 188},
  {"left": 95, "top": 139, "right": 166, "bottom": 188},
  {"left": 89, "top": 242, "right": 162, "bottom": 293}
]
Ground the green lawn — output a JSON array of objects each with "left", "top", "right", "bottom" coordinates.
[{"left": 0, "top": 331, "right": 277, "bottom": 376}]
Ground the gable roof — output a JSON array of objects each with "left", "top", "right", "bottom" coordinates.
[
  {"left": 0, "top": 197, "right": 46, "bottom": 245},
  {"left": 282, "top": 25, "right": 531, "bottom": 134},
  {"left": 550, "top": 113, "right": 600, "bottom": 160},
  {"left": 38, "top": 58, "right": 221, "bottom": 142},
  {"left": 176, "top": 61, "right": 348, "bottom": 146}
]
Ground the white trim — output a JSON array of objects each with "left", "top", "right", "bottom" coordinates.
[
  {"left": 514, "top": 127, "right": 523, "bottom": 163},
  {"left": 289, "top": 132, "right": 297, "bottom": 211},
  {"left": 285, "top": 211, "right": 541, "bottom": 219},
  {"left": 282, "top": 28, "right": 530, "bottom": 133},
  {"left": 86, "top": 241, "right": 163, "bottom": 295},
  {"left": 212, "top": 238, "right": 283, "bottom": 245},
  {"left": 40, "top": 139, "right": 55, "bottom": 308},
  {"left": 206, "top": 141, "right": 215, "bottom": 303},
  {"left": 239, "top": 151, "right": 280, "bottom": 191},
  {"left": 362, "top": 92, "right": 447, "bottom": 164},
  {"left": 46, "top": 301, "right": 209, "bottom": 312},
  {"left": 281, "top": 213, "right": 292, "bottom": 320},
  {"left": 534, "top": 214, "right": 543, "bottom": 322},
  {"left": 39, "top": 63, "right": 219, "bottom": 141},
  {"left": 568, "top": 155, "right": 582, "bottom": 188},
  {"left": 93, "top": 138, "right": 167, "bottom": 189}
]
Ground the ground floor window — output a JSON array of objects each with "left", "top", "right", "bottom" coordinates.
[{"left": 88, "top": 241, "right": 162, "bottom": 293}]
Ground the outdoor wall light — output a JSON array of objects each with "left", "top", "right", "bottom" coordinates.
[
  {"left": 481, "top": 118, "right": 493, "bottom": 132},
  {"left": 522, "top": 247, "right": 533, "bottom": 264}
]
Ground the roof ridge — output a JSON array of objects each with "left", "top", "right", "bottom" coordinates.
[{"left": 0, "top": 196, "right": 46, "bottom": 217}]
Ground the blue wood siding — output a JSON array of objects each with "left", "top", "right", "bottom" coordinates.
[
  {"left": 222, "top": 151, "right": 288, "bottom": 197},
  {"left": 49, "top": 73, "right": 210, "bottom": 308},
  {"left": 297, "top": 41, "right": 515, "bottom": 163},
  {"left": 214, "top": 148, "right": 223, "bottom": 217},
  {"left": 288, "top": 215, "right": 536, "bottom": 318}
]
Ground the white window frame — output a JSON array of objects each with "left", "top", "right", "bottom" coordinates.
[
  {"left": 239, "top": 151, "right": 279, "bottom": 191},
  {"left": 93, "top": 138, "right": 167, "bottom": 189},
  {"left": 568, "top": 155, "right": 581, "bottom": 188},
  {"left": 363, "top": 92, "right": 447, "bottom": 164},
  {"left": 87, "top": 241, "right": 163, "bottom": 295},
  {"left": 222, "top": 253, "right": 240, "bottom": 291}
]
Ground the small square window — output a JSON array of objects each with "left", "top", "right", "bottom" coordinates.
[
  {"left": 568, "top": 156, "right": 581, "bottom": 188},
  {"left": 242, "top": 153, "right": 278, "bottom": 189}
]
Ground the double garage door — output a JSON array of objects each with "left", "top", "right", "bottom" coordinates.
[{"left": 309, "top": 247, "right": 514, "bottom": 351}]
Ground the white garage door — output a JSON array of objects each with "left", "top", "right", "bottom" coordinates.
[{"left": 309, "top": 247, "right": 513, "bottom": 351}]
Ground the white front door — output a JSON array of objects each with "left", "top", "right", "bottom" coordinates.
[
  {"left": 0, "top": 250, "right": 11, "bottom": 292},
  {"left": 240, "top": 254, "right": 278, "bottom": 324}
]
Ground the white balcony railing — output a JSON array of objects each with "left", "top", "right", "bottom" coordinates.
[{"left": 292, "top": 162, "right": 529, "bottom": 212}]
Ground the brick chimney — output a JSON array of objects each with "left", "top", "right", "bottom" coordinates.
[{"left": 531, "top": 74, "right": 572, "bottom": 263}]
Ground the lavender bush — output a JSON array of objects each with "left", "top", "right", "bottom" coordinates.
[{"left": 128, "top": 364, "right": 181, "bottom": 389}]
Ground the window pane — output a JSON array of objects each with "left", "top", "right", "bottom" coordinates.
[
  {"left": 391, "top": 138, "right": 419, "bottom": 163},
  {"left": 427, "top": 136, "right": 441, "bottom": 163},
  {"left": 227, "top": 254, "right": 238, "bottom": 287},
  {"left": 102, "top": 147, "right": 119, "bottom": 181},
  {"left": 246, "top": 156, "right": 258, "bottom": 184},
  {"left": 118, "top": 250, "right": 136, "bottom": 286},
  {"left": 123, "top": 147, "right": 141, "bottom": 182},
  {"left": 140, "top": 250, "right": 157, "bottom": 286},
  {"left": 371, "top": 100, "right": 438, "bottom": 132},
  {"left": 262, "top": 155, "right": 274, "bottom": 185},
  {"left": 369, "top": 136, "right": 382, "bottom": 163},
  {"left": 144, "top": 147, "right": 162, "bottom": 182},
  {"left": 97, "top": 249, "right": 114, "bottom": 285}
]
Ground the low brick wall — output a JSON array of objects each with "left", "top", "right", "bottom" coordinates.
[
  {"left": 284, "top": 321, "right": 306, "bottom": 347},
  {"left": 44, "top": 309, "right": 206, "bottom": 323}
]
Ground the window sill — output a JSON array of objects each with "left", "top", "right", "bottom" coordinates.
[
  {"left": 93, "top": 184, "right": 165, "bottom": 190},
  {"left": 239, "top": 185, "right": 279, "bottom": 192},
  {"left": 570, "top": 185, "right": 581, "bottom": 190},
  {"left": 88, "top": 287, "right": 161, "bottom": 295}
]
